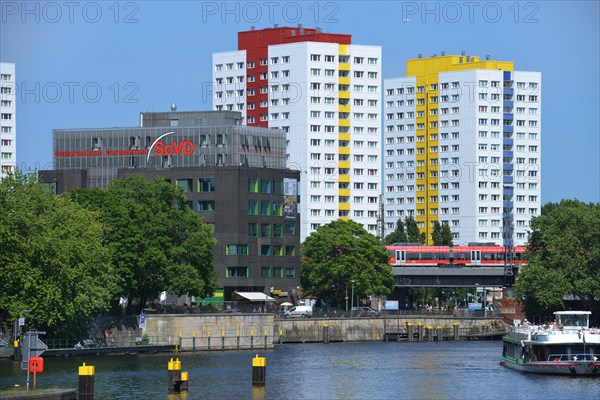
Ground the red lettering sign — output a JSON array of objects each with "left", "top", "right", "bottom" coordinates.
[{"left": 154, "top": 140, "right": 194, "bottom": 156}]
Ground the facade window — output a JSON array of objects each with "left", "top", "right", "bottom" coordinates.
[
  {"left": 226, "top": 267, "right": 248, "bottom": 277},
  {"left": 248, "top": 223, "right": 258, "bottom": 237},
  {"left": 197, "top": 200, "right": 215, "bottom": 211}
]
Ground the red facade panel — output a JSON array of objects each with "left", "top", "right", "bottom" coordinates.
[{"left": 238, "top": 27, "right": 351, "bottom": 128}]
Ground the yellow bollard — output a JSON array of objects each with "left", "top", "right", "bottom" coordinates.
[
  {"left": 167, "top": 358, "right": 182, "bottom": 392},
  {"left": 78, "top": 362, "right": 95, "bottom": 399},
  {"left": 252, "top": 354, "right": 266, "bottom": 386}
]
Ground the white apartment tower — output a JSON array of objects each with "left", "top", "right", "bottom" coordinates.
[
  {"left": 213, "top": 27, "right": 382, "bottom": 240},
  {"left": 0, "top": 62, "right": 16, "bottom": 178},
  {"left": 383, "top": 54, "right": 541, "bottom": 246}
]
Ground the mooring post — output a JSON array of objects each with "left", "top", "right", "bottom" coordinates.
[
  {"left": 78, "top": 363, "right": 95, "bottom": 400},
  {"left": 252, "top": 354, "right": 266, "bottom": 386},
  {"left": 167, "top": 358, "right": 182, "bottom": 393}
]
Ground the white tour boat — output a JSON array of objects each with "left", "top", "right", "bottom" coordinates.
[{"left": 500, "top": 311, "right": 600, "bottom": 375}]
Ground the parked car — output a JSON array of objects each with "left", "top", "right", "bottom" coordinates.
[
  {"left": 351, "top": 307, "right": 380, "bottom": 317},
  {"left": 284, "top": 306, "right": 313, "bottom": 318}
]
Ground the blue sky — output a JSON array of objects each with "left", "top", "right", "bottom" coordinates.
[{"left": 1, "top": 1, "right": 598, "bottom": 203}]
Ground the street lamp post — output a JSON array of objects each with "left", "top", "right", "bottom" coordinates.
[
  {"left": 345, "top": 286, "right": 349, "bottom": 312},
  {"left": 350, "top": 281, "right": 355, "bottom": 317}
]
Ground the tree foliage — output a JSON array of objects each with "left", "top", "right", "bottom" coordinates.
[
  {"left": 384, "top": 218, "right": 407, "bottom": 245},
  {"left": 405, "top": 216, "right": 425, "bottom": 244},
  {"left": 0, "top": 172, "right": 117, "bottom": 337},
  {"left": 513, "top": 200, "right": 600, "bottom": 316},
  {"left": 431, "top": 221, "right": 454, "bottom": 246},
  {"left": 70, "top": 175, "right": 218, "bottom": 313},
  {"left": 301, "top": 220, "right": 395, "bottom": 308},
  {"left": 384, "top": 216, "right": 425, "bottom": 245}
]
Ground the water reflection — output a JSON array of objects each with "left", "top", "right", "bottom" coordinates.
[{"left": 1, "top": 342, "right": 599, "bottom": 399}]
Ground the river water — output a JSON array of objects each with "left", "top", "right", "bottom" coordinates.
[{"left": 1, "top": 341, "right": 598, "bottom": 399}]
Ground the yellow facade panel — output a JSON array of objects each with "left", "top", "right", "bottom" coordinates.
[
  {"left": 339, "top": 91, "right": 350, "bottom": 99},
  {"left": 338, "top": 105, "right": 350, "bottom": 113},
  {"left": 338, "top": 133, "right": 351, "bottom": 141},
  {"left": 338, "top": 147, "right": 351, "bottom": 155},
  {"left": 338, "top": 161, "right": 351, "bottom": 169},
  {"left": 339, "top": 175, "right": 350, "bottom": 183},
  {"left": 338, "top": 77, "right": 350, "bottom": 85},
  {"left": 339, "top": 44, "right": 348, "bottom": 55},
  {"left": 338, "top": 188, "right": 351, "bottom": 197},
  {"left": 338, "top": 202, "right": 351, "bottom": 211}
]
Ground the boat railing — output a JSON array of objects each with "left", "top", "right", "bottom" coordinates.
[{"left": 547, "top": 353, "right": 599, "bottom": 362}]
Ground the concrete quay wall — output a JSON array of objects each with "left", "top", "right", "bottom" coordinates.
[
  {"left": 144, "top": 314, "right": 276, "bottom": 350},
  {"left": 144, "top": 314, "right": 506, "bottom": 348}
]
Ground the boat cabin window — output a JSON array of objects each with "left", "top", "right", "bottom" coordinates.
[{"left": 556, "top": 313, "right": 589, "bottom": 328}]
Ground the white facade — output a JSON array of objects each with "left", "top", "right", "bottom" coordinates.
[
  {"left": 213, "top": 41, "right": 382, "bottom": 241},
  {"left": 384, "top": 68, "right": 541, "bottom": 245},
  {"left": 0, "top": 62, "right": 16, "bottom": 178}
]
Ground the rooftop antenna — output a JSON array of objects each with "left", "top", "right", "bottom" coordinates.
[{"left": 171, "top": 103, "right": 177, "bottom": 112}]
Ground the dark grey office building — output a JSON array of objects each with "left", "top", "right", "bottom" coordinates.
[{"left": 40, "top": 109, "right": 301, "bottom": 302}]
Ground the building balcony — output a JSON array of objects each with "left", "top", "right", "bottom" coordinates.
[
  {"left": 338, "top": 161, "right": 351, "bottom": 169},
  {"left": 338, "top": 77, "right": 350, "bottom": 86},
  {"left": 338, "top": 147, "right": 350, "bottom": 155},
  {"left": 339, "top": 216, "right": 350, "bottom": 221},
  {"left": 339, "top": 44, "right": 349, "bottom": 56},
  {"left": 503, "top": 100, "right": 514, "bottom": 108},
  {"left": 503, "top": 176, "right": 514, "bottom": 184},
  {"left": 338, "top": 105, "right": 350, "bottom": 113},
  {"left": 338, "top": 188, "right": 351, "bottom": 197},
  {"left": 503, "top": 87, "right": 514, "bottom": 95},
  {"left": 339, "top": 91, "right": 350, "bottom": 99},
  {"left": 503, "top": 138, "right": 513, "bottom": 146},
  {"left": 338, "top": 132, "right": 351, "bottom": 141},
  {"left": 339, "top": 175, "right": 350, "bottom": 183},
  {"left": 338, "top": 63, "right": 350, "bottom": 71},
  {"left": 503, "top": 113, "right": 513, "bottom": 120},
  {"left": 503, "top": 125, "right": 513, "bottom": 133}
]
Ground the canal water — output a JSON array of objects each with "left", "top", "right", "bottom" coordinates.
[{"left": 1, "top": 341, "right": 598, "bottom": 399}]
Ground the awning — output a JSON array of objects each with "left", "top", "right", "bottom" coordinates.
[{"left": 233, "top": 292, "right": 276, "bottom": 302}]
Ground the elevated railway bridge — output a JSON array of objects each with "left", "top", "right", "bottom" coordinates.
[{"left": 387, "top": 244, "right": 526, "bottom": 287}]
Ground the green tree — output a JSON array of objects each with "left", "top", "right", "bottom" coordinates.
[
  {"left": 0, "top": 172, "right": 117, "bottom": 338},
  {"left": 71, "top": 175, "right": 218, "bottom": 312},
  {"left": 513, "top": 200, "right": 600, "bottom": 317},
  {"left": 431, "top": 221, "right": 454, "bottom": 246},
  {"left": 301, "top": 220, "right": 395, "bottom": 308},
  {"left": 405, "top": 216, "right": 425, "bottom": 244},
  {"left": 384, "top": 218, "right": 408, "bottom": 245}
]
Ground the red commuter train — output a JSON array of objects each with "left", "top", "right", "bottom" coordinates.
[{"left": 387, "top": 244, "right": 527, "bottom": 267}]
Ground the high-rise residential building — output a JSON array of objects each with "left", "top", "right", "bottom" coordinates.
[
  {"left": 213, "top": 26, "right": 382, "bottom": 240},
  {"left": 383, "top": 54, "right": 541, "bottom": 246},
  {"left": 0, "top": 62, "right": 16, "bottom": 178}
]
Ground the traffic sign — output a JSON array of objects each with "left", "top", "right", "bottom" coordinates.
[
  {"left": 140, "top": 312, "right": 146, "bottom": 329},
  {"left": 18, "top": 318, "right": 25, "bottom": 326}
]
